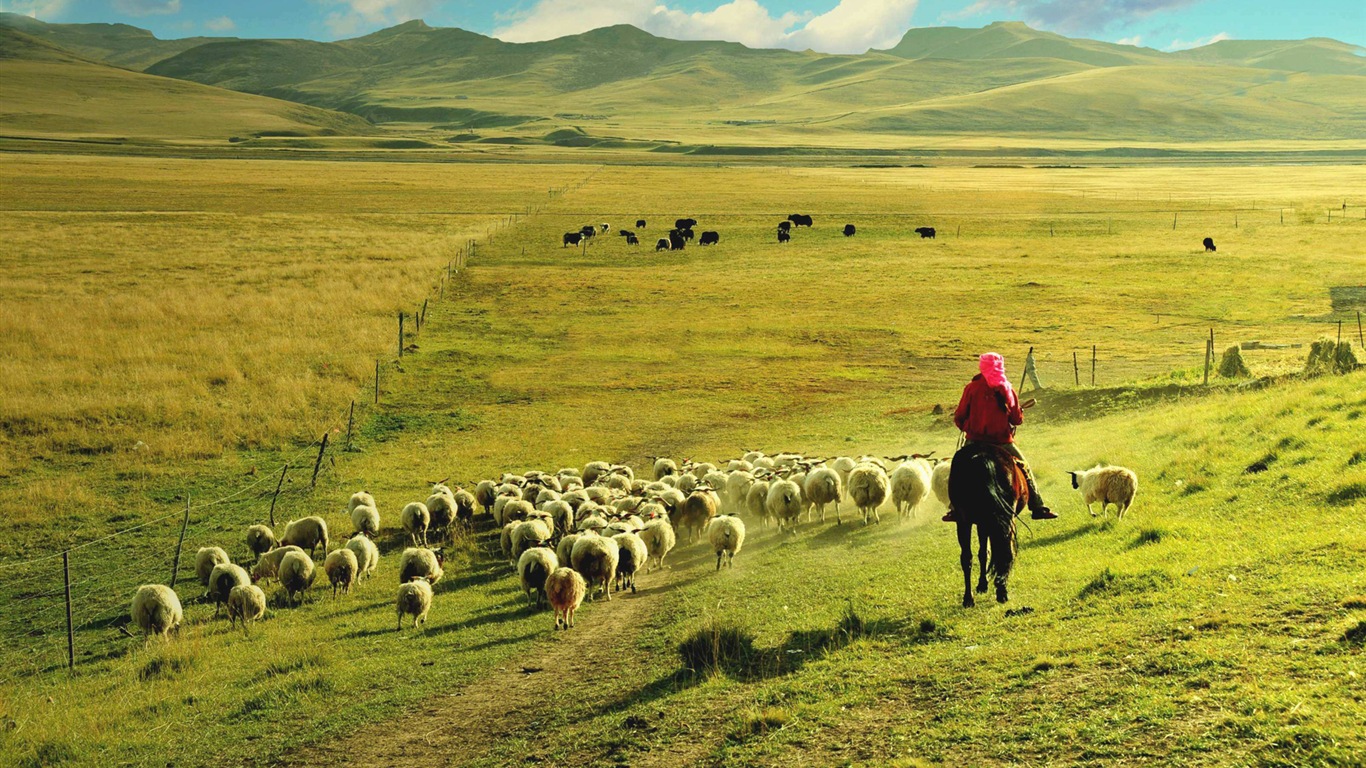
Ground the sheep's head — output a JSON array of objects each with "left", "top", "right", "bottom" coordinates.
[
  {"left": 433, "top": 548, "right": 445, "bottom": 565},
  {"left": 1068, "top": 471, "right": 1080, "bottom": 489}
]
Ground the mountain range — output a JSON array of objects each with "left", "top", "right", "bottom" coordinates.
[{"left": 2, "top": 12, "right": 1363, "bottom": 149}]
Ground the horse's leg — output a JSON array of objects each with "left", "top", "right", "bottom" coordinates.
[
  {"left": 957, "top": 521, "right": 974, "bottom": 608},
  {"left": 976, "top": 529, "right": 989, "bottom": 594}
]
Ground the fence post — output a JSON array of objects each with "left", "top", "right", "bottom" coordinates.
[
  {"left": 63, "top": 551, "right": 74, "bottom": 670},
  {"left": 1073, "top": 352, "right": 1079, "bottom": 386},
  {"left": 421, "top": 299, "right": 428, "bottom": 327},
  {"left": 311, "top": 434, "right": 330, "bottom": 490},
  {"left": 398, "top": 312, "right": 405, "bottom": 358},
  {"left": 1203, "top": 329, "right": 1213, "bottom": 386},
  {"left": 1091, "top": 345, "right": 1096, "bottom": 386},
  {"left": 1172, "top": 213, "right": 1177, "bottom": 230},
  {"left": 269, "top": 465, "right": 288, "bottom": 527},
  {"left": 344, "top": 401, "right": 355, "bottom": 452},
  {"left": 374, "top": 359, "right": 381, "bottom": 405},
  {"left": 1358, "top": 311, "right": 1364, "bottom": 348},
  {"left": 170, "top": 494, "right": 190, "bottom": 588},
  {"left": 1019, "top": 346, "right": 1032, "bottom": 391},
  {"left": 414, "top": 308, "right": 421, "bottom": 336}
]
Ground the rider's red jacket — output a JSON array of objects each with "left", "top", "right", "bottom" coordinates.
[{"left": 953, "top": 374, "right": 1022, "bottom": 444}]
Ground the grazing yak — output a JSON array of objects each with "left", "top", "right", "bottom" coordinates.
[
  {"left": 777, "top": 220, "right": 791, "bottom": 232},
  {"left": 843, "top": 224, "right": 856, "bottom": 237},
  {"left": 563, "top": 232, "right": 583, "bottom": 247},
  {"left": 618, "top": 230, "right": 635, "bottom": 239},
  {"left": 788, "top": 214, "right": 813, "bottom": 227},
  {"left": 777, "top": 229, "right": 791, "bottom": 244},
  {"left": 626, "top": 234, "right": 639, "bottom": 245},
  {"left": 915, "top": 226, "right": 936, "bottom": 239},
  {"left": 668, "top": 230, "right": 687, "bottom": 250},
  {"left": 675, "top": 217, "right": 697, "bottom": 230},
  {"left": 655, "top": 238, "right": 671, "bottom": 251},
  {"left": 1203, "top": 237, "right": 1216, "bottom": 252},
  {"left": 699, "top": 231, "right": 720, "bottom": 246},
  {"left": 579, "top": 226, "right": 596, "bottom": 239},
  {"left": 636, "top": 219, "right": 647, "bottom": 228}
]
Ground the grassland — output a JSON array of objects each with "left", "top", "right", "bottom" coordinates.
[{"left": 0, "top": 156, "right": 1364, "bottom": 766}]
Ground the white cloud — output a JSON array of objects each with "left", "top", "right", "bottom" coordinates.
[
  {"left": 204, "top": 15, "right": 235, "bottom": 32},
  {"left": 0, "top": 0, "right": 70, "bottom": 18},
  {"left": 112, "top": 0, "right": 181, "bottom": 16},
  {"left": 1164, "top": 30, "right": 1229, "bottom": 50},
  {"left": 1115, "top": 35, "right": 1142, "bottom": 46},
  {"left": 494, "top": 0, "right": 919, "bottom": 55},
  {"left": 318, "top": 0, "right": 439, "bottom": 38}
]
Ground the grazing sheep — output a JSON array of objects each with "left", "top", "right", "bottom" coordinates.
[
  {"left": 746, "top": 480, "right": 772, "bottom": 526},
  {"left": 511, "top": 518, "right": 553, "bottom": 563},
  {"left": 676, "top": 473, "right": 698, "bottom": 495},
  {"left": 639, "top": 519, "right": 676, "bottom": 571},
  {"left": 426, "top": 490, "right": 457, "bottom": 538},
  {"left": 280, "top": 516, "right": 329, "bottom": 558},
  {"left": 350, "top": 504, "right": 380, "bottom": 538},
  {"left": 453, "top": 488, "right": 477, "bottom": 525},
  {"left": 208, "top": 563, "right": 251, "bottom": 617},
  {"left": 500, "top": 522, "right": 518, "bottom": 561},
  {"left": 582, "top": 461, "right": 612, "bottom": 486},
  {"left": 804, "top": 467, "right": 842, "bottom": 523},
  {"left": 474, "top": 480, "right": 497, "bottom": 515},
  {"left": 250, "top": 545, "right": 304, "bottom": 583},
  {"left": 675, "top": 490, "right": 717, "bottom": 544},
  {"left": 518, "top": 547, "right": 559, "bottom": 608},
  {"left": 130, "top": 584, "right": 182, "bottom": 640},
  {"left": 847, "top": 464, "right": 889, "bottom": 525},
  {"left": 830, "top": 456, "right": 856, "bottom": 498},
  {"left": 195, "top": 546, "right": 230, "bottom": 587},
  {"left": 227, "top": 584, "right": 266, "bottom": 634},
  {"left": 396, "top": 578, "right": 433, "bottom": 631},
  {"left": 765, "top": 478, "right": 803, "bottom": 531},
  {"left": 345, "top": 534, "right": 379, "bottom": 581},
  {"left": 278, "top": 551, "right": 316, "bottom": 606},
  {"left": 571, "top": 533, "right": 620, "bottom": 602},
  {"left": 690, "top": 462, "right": 717, "bottom": 479},
  {"left": 708, "top": 515, "right": 746, "bottom": 570},
  {"left": 725, "top": 471, "right": 755, "bottom": 514},
  {"left": 1069, "top": 465, "right": 1139, "bottom": 518},
  {"left": 501, "top": 499, "right": 534, "bottom": 525},
  {"left": 652, "top": 457, "right": 678, "bottom": 480},
  {"left": 324, "top": 548, "right": 358, "bottom": 598},
  {"left": 931, "top": 459, "right": 951, "bottom": 508},
  {"left": 347, "top": 491, "right": 376, "bottom": 513},
  {"left": 398, "top": 547, "right": 444, "bottom": 585},
  {"left": 612, "top": 532, "right": 648, "bottom": 593},
  {"left": 1203, "top": 237, "right": 1216, "bottom": 252},
  {"left": 244, "top": 525, "right": 277, "bottom": 559},
  {"left": 556, "top": 532, "right": 583, "bottom": 569},
  {"left": 543, "top": 500, "right": 575, "bottom": 536},
  {"left": 890, "top": 459, "right": 932, "bottom": 521},
  {"left": 401, "top": 502, "right": 430, "bottom": 546},
  {"left": 546, "top": 567, "right": 587, "bottom": 630}
]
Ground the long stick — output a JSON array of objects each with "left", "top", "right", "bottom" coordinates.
[
  {"left": 374, "top": 359, "right": 380, "bottom": 405},
  {"left": 1091, "top": 345, "right": 1096, "bottom": 386},
  {"left": 1073, "top": 352, "right": 1079, "bottom": 386},
  {"left": 1019, "top": 346, "right": 1032, "bottom": 392},
  {"left": 1358, "top": 311, "right": 1363, "bottom": 349},
  {"left": 269, "top": 465, "right": 288, "bottom": 527},
  {"left": 398, "top": 312, "right": 405, "bottom": 358},
  {"left": 344, "top": 400, "right": 355, "bottom": 451},
  {"left": 311, "top": 434, "right": 329, "bottom": 490},
  {"left": 170, "top": 494, "right": 190, "bottom": 588},
  {"left": 63, "top": 551, "right": 74, "bottom": 670}
]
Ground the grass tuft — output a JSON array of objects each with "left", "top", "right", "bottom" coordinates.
[
  {"left": 677, "top": 617, "right": 759, "bottom": 678},
  {"left": 1078, "top": 567, "right": 1173, "bottom": 600},
  {"left": 1325, "top": 482, "right": 1366, "bottom": 506},
  {"left": 1132, "top": 527, "right": 1168, "bottom": 547},
  {"left": 139, "top": 651, "right": 196, "bottom": 682},
  {"left": 1342, "top": 621, "right": 1366, "bottom": 646}
]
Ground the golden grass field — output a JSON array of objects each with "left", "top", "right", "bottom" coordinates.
[{"left": 1, "top": 154, "right": 1365, "bottom": 766}]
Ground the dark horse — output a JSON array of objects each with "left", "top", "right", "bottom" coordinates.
[{"left": 948, "top": 443, "right": 1027, "bottom": 607}]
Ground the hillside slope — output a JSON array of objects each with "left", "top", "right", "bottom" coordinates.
[
  {"left": 0, "top": 11, "right": 233, "bottom": 70},
  {"left": 0, "top": 28, "right": 370, "bottom": 141}
]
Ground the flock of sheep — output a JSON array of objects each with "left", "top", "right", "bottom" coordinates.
[{"left": 127, "top": 451, "right": 1137, "bottom": 641}]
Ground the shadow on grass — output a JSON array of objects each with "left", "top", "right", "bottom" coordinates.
[{"left": 1022, "top": 520, "right": 1102, "bottom": 549}]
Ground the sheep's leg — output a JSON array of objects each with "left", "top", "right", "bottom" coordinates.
[
  {"left": 958, "top": 522, "right": 975, "bottom": 608},
  {"left": 1087, "top": 502, "right": 1096, "bottom": 517},
  {"left": 716, "top": 551, "right": 723, "bottom": 571}
]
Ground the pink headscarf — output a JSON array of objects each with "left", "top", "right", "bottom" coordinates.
[{"left": 979, "top": 353, "right": 1011, "bottom": 392}]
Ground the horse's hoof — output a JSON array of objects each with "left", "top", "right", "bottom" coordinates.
[
  {"left": 996, "top": 587, "right": 1009, "bottom": 604},
  {"left": 963, "top": 596, "right": 975, "bottom": 608},
  {"left": 976, "top": 582, "right": 988, "bottom": 594}
]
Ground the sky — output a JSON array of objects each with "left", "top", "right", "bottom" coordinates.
[{"left": 1, "top": 0, "right": 1361, "bottom": 54}]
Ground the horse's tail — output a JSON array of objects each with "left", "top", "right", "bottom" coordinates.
[{"left": 980, "top": 448, "right": 1022, "bottom": 582}]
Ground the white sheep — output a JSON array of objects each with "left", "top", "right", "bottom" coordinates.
[
  {"left": 396, "top": 578, "right": 433, "bottom": 631},
  {"left": 350, "top": 504, "right": 380, "bottom": 538},
  {"left": 708, "top": 514, "right": 746, "bottom": 570},
  {"left": 847, "top": 464, "right": 889, "bottom": 525},
  {"left": 244, "top": 525, "right": 277, "bottom": 558},
  {"left": 208, "top": 562, "right": 250, "bottom": 617},
  {"left": 725, "top": 471, "right": 755, "bottom": 514},
  {"left": 324, "top": 548, "right": 358, "bottom": 598},
  {"left": 398, "top": 547, "right": 444, "bottom": 585},
  {"left": 765, "top": 478, "right": 803, "bottom": 531},
  {"left": 426, "top": 489, "right": 457, "bottom": 535},
  {"left": 345, "top": 534, "right": 379, "bottom": 581},
  {"left": 518, "top": 546, "right": 559, "bottom": 608},
  {"left": 130, "top": 584, "right": 182, "bottom": 640},
  {"left": 453, "top": 488, "right": 476, "bottom": 525},
  {"left": 278, "top": 551, "right": 316, "bottom": 606},
  {"left": 831, "top": 456, "right": 856, "bottom": 499},
  {"left": 511, "top": 518, "right": 553, "bottom": 564},
  {"left": 612, "top": 532, "right": 648, "bottom": 593},
  {"left": 1069, "top": 465, "right": 1139, "bottom": 518},
  {"left": 347, "top": 491, "right": 375, "bottom": 513},
  {"left": 890, "top": 459, "right": 932, "bottom": 521},
  {"left": 931, "top": 459, "right": 951, "bottom": 508},
  {"left": 556, "top": 532, "right": 582, "bottom": 569},
  {"left": 804, "top": 467, "right": 842, "bottom": 523},
  {"left": 227, "top": 584, "right": 266, "bottom": 635},
  {"left": 474, "top": 480, "right": 497, "bottom": 515},
  {"left": 500, "top": 499, "right": 534, "bottom": 526},
  {"left": 546, "top": 567, "right": 586, "bottom": 630},
  {"left": 675, "top": 490, "right": 717, "bottom": 543},
  {"left": 195, "top": 546, "right": 230, "bottom": 587},
  {"left": 250, "top": 545, "right": 303, "bottom": 583},
  {"left": 652, "top": 457, "right": 678, "bottom": 480},
  {"left": 570, "top": 533, "right": 619, "bottom": 602},
  {"left": 582, "top": 461, "right": 612, "bottom": 486},
  {"left": 401, "top": 501, "right": 430, "bottom": 546},
  {"left": 542, "top": 500, "right": 575, "bottom": 536},
  {"left": 639, "top": 518, "right": 676, "bottom": 572},
  {"left": 746, "top": 480, "right": 772, "bottom": 526},
  {"left": 280, "top": 516, "right": 329, "bottom": 558}
]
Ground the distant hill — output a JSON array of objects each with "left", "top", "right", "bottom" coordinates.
[
  {"left": 2, "top": 13, "right": 1363, "bottom": 147},
  {"left": 0, "top": 11, "right": 233, "bottom": 70},
  {"left": 0, "top": 27, "right": 370, "bottom": 142}
]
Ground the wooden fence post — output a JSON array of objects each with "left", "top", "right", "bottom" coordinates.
[
  {"left": 269, "top": 465, "right": 288, "bottom": 527},
  {"left": 344, "top": 401, "right": 355, "bottom": 451},
  {"left": 1203, "top": 329, "right": 1213, "bottom": 386},
  {"left": 63, "top": 551, "right": 74, "bottom": 671},
  {"left": 1073, "top": 352, "right": 1079, "bottom": 386},
  {"left": 1358, "top": 311, "right": 1363, "bottom": 349},
  {"left": 1091, "top": 345, "right": 1096, "bottom": 386},
  {"left": 398, "top": 312, "right": 405, "bottom": 358},
  {"left": 311, "top": 434, "right": 329, "bottom": 489},
  {"left": 422, "top": 299, "right": 429, "bottom": 327},
  {"left": 170, "top": 494, "right": 190, "bottom": 588},
  {"left": 1019, "top": 346, "right": 1032, "bottom": 391},
  {"left": 374, "top": 359, "right": 381, "bottom": 405},
  {"left": 1172, "top": 213, "right": 1177, "bottom": 230}
]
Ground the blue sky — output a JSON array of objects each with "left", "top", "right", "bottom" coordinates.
[{"left": 2, "top": 0, "right": 1361, "bottom": 53}]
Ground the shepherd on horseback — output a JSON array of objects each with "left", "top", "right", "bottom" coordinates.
[{"left": 943, "top": 353, "right": 1055, "bottom": 523}]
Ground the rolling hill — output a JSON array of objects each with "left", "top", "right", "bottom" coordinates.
[
  {"left": 0, "top": 27, "right": 370, "bottom": 142},
  {"left": 2, "top": 13, "right": 1363, "bottom": 149}
]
